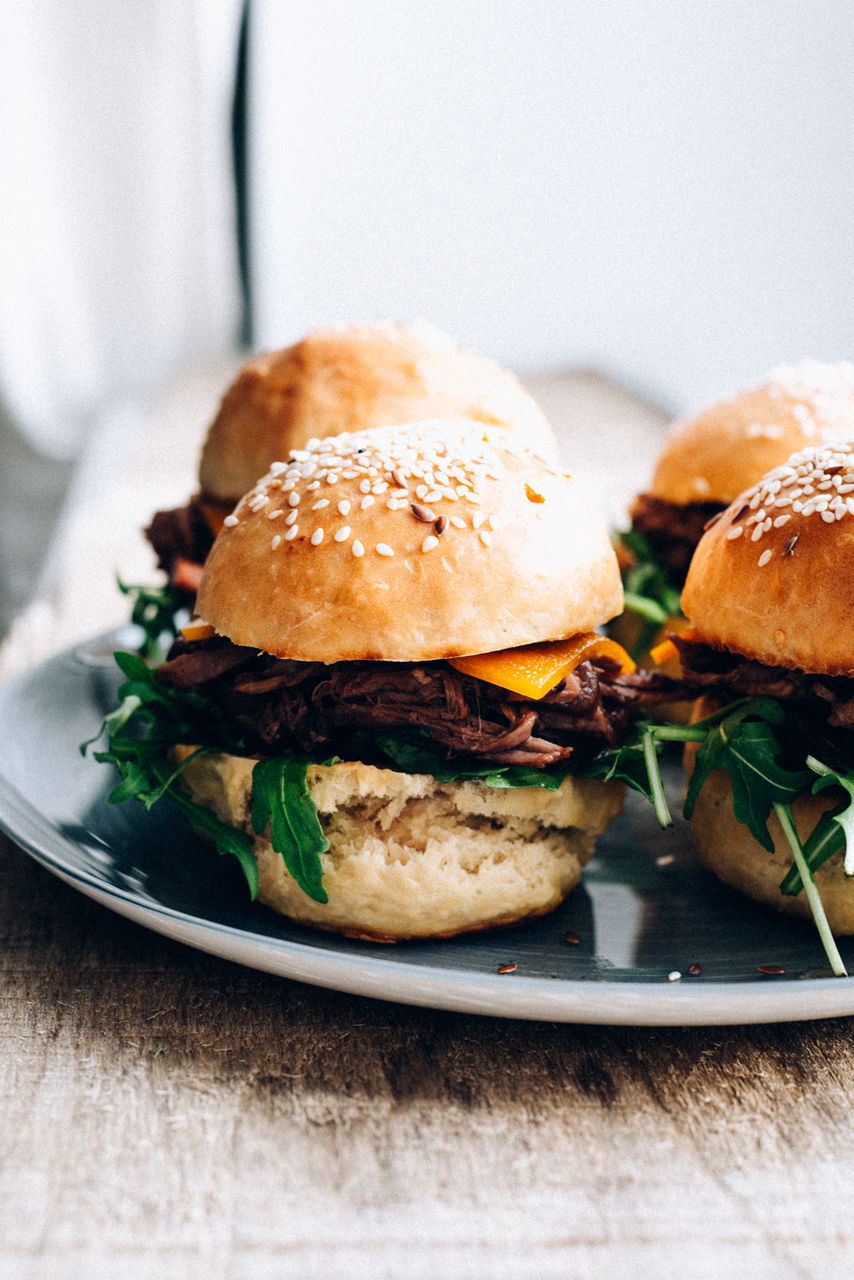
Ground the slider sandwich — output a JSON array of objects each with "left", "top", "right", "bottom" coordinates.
[
  {"left": 140, "top": 321, "right": 558, "bottom": 642},
  {"left": 669, "top": 441, "right": 854, "bottom": 973},
  {"left": 616, "top": 360, "right": 854, "bottom": 662},
  {"left": 95, "top": 421, "right": 676, "bottom": 942}
]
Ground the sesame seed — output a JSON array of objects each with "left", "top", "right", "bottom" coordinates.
[
  {"left": 472, "top": 512, "right": 485, "bottom": 529},
  {"left": 359, "top": 478, "right": 371, "bottom": 494},
  {"left": 285, "top": 524, "right": 298, "bottom": 541},
  {"left": 376, "top": 543, "right": 394, "bottom": 557},
  {"left": 338, "top": 500, "right": 351, "bottom": 516},
  {"left": 450, "top": 516, "right": 466, "bottom": 529},
  {"left": 288, "top": 491, "right": 300, "bottom": 507},
  {"left": 772, "top": 514, "right": 791, "bottom": 527},
  {"left": 285, "top": 509, "right": 298, "bottom": 525},
  {"left": 326, "top": 474, "right": 338, "bottom": 485},
  {"left": 311, "top": 528, "right": 324, "bottom": 546},
  {"left": 360, "top": 495, "right": 374, "bottom": 510},
  {"left": 479, "top": 530, "right": 493, "bottom": 547},
  {"left": 223, "top": 514, "right": 239, "bottom": 527},
  {"left": 421, "top": 535, "right": 439, "bottom": 553},
  {"left": 424, "top": 489, "right": 443, "bottom": 503},
  {"left": 391, "top": 468, "right": 407, "bottom": 489},
  {"left": 269, "top": 461, "right": 287, "bottom": 476},
  {"left": 271, "top": 535, "right": 281, "bottom": 550},
  {"left": 415, "top": 484, "right": 428, "bottom": 499},
  {"left": 435, "top": 514, "right": 449, "bottom": 535},
  {"left": 467, "top": 492, "right": 483, "bottom": 505},
  {"left": 268, "top": 509, "right": 284, "bottom": 520},
  {"left": 312, "top": 499, "right": 329, "bottom": 510},
  {"left": 758, "top": 549, "right": 772, "bottom": 567},
  {"left": 667, "top": 971, "right": 681, "bottom": 982},
  {"left": 306, "top": 480, "right": 320, "bottom": 490},
  {"left": 334, "top": 526, "right": 351, "bottom": 542},
  {"left": 352, "top": 540, "right": 365, "bottom": 557}
]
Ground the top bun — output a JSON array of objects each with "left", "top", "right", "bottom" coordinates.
[
  {"left": 197, "top": 420, "right": 622, "bottom": 663},
  {"left": 682, "top": 441, "right": 854, "bottom": 675},
  {"left": 198, "top": 321, "right": 558, "bottom": 502},
  {"left": 650, "top": 361, "right": 854, "bottom": 506}
]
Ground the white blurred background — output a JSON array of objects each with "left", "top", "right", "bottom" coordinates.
[{"left": 1, "top": 0, "right": 852, "bottom": 636}]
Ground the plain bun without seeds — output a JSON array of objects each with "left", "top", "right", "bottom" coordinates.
[
  {"left": 177, "top": 419, "right": 627, "bottom": 941},
  {"left": 198, "top": 320, "right": 558, "bottom": 504},
  {"left": 197, "top": 420, "right": 622, "bottom": 664}
]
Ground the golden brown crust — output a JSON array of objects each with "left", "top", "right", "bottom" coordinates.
[
  {"left": 197, "top": 421, "right": 623, "bottom": 663},
  {"left": 685, "top": 747, "right": 854, "bottom": 933},
  {"left": 649, "top": 361, "right": 854, "bottom": 506},
  {"left": 199, "top": 321, "right": 558, "bottom": 502},
  {"left": 176, "top": 750, "right": 623, "bottom": 941},
  {"left": 681, "top": 441, "right": 854, "bottom": 675}
]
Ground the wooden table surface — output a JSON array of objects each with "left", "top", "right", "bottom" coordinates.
[{"left": 2, "top": 362, "right": 852, "bottom": 1279}]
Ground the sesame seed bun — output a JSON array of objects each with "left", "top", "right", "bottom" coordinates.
[
  {"left": 684, "top": 726, "right": 854, "bottom": 933},
  {"left": 649, "top": 361, "right": 854, "bottom": 506},
  {"left": 682, "top": 442, "right": 854, "bottom": 676},
  {"left": 198, "top": 321, "right": 558, "bottom": 503},
  {"left": 175, "top": 751, "right": 623, "bottom": 941},
  {"left": 196, "top": 420, "right": 623, "bottom": 663}
]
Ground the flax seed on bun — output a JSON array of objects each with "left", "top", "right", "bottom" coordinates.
[
  {"left": 198, "top": 320, "right": 558, "bottom": 505},
  {"left": 197, "top": 420, "right": 622, "bottom": 663},
  {"left": 681, "top": 441, "right": 854, "bottom": 930},
  {"left": 177, "top": 419, "right": 627, "bottom": 941}
]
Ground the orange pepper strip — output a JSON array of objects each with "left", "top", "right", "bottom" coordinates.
[
  {"left": 180, "top": 620, "right": 216, "bottom": 643},
  {"left": 649, "top": 638, "right": 679, "bottom": 667},
  {"left": 448, "top": 632, "right": 635, "bottom": 700}
]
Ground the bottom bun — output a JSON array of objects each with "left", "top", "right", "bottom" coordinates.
[
  {"left": 685, "top": 747, "right": 854, "bottom": 932},
  {"left": 177, "top": 751, "right": 623, "bottom": 941}
]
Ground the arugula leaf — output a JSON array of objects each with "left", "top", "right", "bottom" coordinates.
[
  {"left": 683, "top": 698, "right": 811, "bottom": 851},
  {"left": 251, "top": 758, "right": 330, "bottom": 904},
  {"left": 117, "top": 577, "right": 188, "bottom": 661},
  {"left": 808, "top": 757, "right": 854, "bottom": 876},
  {"left": 614, "top": 529, "right": 683, "bottom": 658},
  {"left": 774, "top": 801, "right": 847, "bottom": 977}
]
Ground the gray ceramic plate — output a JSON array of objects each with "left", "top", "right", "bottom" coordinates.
[{"left": 0, "top": 631, "right": 852, "bottom": 1025}]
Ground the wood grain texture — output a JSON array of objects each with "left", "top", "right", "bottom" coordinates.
[{"left": 3, "top": 831, "right": 854, "bottom": 1280}]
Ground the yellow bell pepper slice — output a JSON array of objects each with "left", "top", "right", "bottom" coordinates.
[{"left": 448, "top": 632, "right": 635, "bottom": 699}]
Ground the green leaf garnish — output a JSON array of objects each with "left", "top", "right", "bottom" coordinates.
[
  {"left": 250, "top": 758, "right": 331, "bottom": 904},
  {"left": 614, "top": 529, "right": 683, "bottom": 658},
  {"left": 774, "top": 801, "right": 847, "bottom": 977},
  {"left": 117, "top": 577, "right": 188, "bottom": 662},
  {"left": 683, "top": 698, "right": 811, "bottom": 851}
]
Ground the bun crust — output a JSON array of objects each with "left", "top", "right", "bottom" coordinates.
[
  {"left": 199, "top": 322, "right": 558, "bottom": 502},
  {"left": 682, "top": 442, "right": 854, "bottom": 675},
  {"left": 197, "top": 421, "right": 623, "bottom": 663},
  {"left": 176, "top": 750, "right": 622, "bottom": 941},
  {"left": 685, "top": 751, "right": 854, "bottom": 932},
  {"left": 650, "top": 361, "right": 854, "bottom": 506}
]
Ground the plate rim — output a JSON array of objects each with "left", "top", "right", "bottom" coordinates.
[{"left": 1, "top": 632, "right": 853, "bottom": 1027}]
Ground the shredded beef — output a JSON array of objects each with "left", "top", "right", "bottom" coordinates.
[
  {"left": 144, "top": 495, "right": 215, "bottom": 593},
  {"left": 159, "top": 635, "right": 682, "bottom": 769},
  {"left": 672, "top": 633, "right": 854, "bottom": 756},
  {"left": 629, "top": 493, "right": 724, "bottom": 586}
]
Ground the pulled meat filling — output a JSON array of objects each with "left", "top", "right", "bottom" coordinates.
[
  {"left": 673, "top": 633, "right": 854, "bottom": 762},
  {"left": 145, "top": 496, "right": 216, "bottom": 594},
  {"left": 629, "top": 493, "right": 724, "bottom": 587},
  {"left": 159, "top": 635, "right": 682, "bottom": 769}
]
